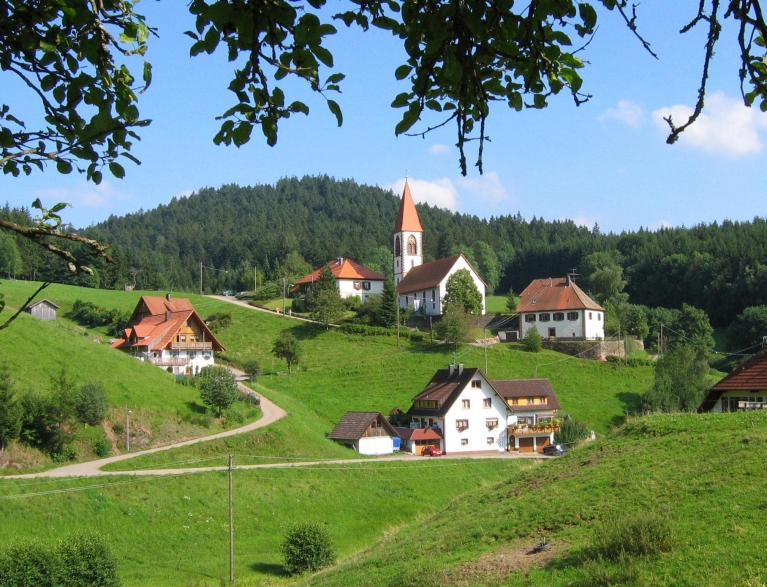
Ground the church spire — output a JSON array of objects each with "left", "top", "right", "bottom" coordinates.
[{"left": 393, "top": 181, "right": 423, "bottom": 234}]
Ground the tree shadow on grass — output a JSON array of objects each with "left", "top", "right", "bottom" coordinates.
[
  {"left": 186, "top": 400, "right": 207, "bottom": 414},
  {"left": 610, "top": 391, "right": 642, "bottom": 428},
  {"left": 249, "top": 561, "right": 288, "bottom": 577}
]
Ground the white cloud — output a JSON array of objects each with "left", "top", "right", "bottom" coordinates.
[
  {"left": 34, "top": 180, "right": 131, "bottom": 210},
  {"left": 428, "top": 143, "right": 451, "bottom": 155},
  {"left": 568, "top": 215, "right": 597, "bottom": 229},
  {"left": 173, "top": 189, "right": 193, "bottom": 200},
  {"left": 455, "top": 172, "right": 513, "bottom": 206},
  {"left": 647, "top": 220, "right": 674, "bottom": 231},
  {"left": 599, "top": 100, "right": 644, "bottom": 128},
  {"left": 652, "top": 91, "right": 767, "bottom": 156},
  {"left": 386, "top": 177, "right": 459, "bottom": 210}
]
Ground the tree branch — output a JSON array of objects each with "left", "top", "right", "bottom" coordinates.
[{"left": 0, "top": 281, "right": 51, "bottom": 331}]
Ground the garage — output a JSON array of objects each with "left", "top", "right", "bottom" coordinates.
[
  {"left": 517, "top": 437, "right": 535, "bottom": 453},
  {"left": 415, "top": 440, "right": 441, "bottom": 455},
  {"left": 536, "top": 436, "right": 551, "bottom": 451}
]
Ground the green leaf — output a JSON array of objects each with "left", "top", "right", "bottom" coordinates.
[
  {"left": 108, "top": 162, "right": 125, "bottom": 178},
  {"left": 395, "top": 64, "right": 413, "bottom": 80},
  {"left": 326, "top": 73, "right": 345, "bottom": 84},
  {"left": 56, "top": 160, "right": 73, "bottom": 174},
  {"left": 313, "top": 45, "right": 334, "bottom": 68},
  {"left": 327, "top": 99, "right": 343, "bottom": 126}
]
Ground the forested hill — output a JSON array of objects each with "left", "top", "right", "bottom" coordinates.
[{"left": 3, "top": 175, "right": 767, "bottom": 328}]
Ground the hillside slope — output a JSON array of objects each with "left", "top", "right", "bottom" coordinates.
[{"left": 308, "top": 411, "right": 767, "bottom": 587}]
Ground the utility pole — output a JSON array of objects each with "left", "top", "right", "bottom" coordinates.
[
  {"left": 126, "top": 410, "right": 131, "bottom": 452},
  {"left": 659, "top": 323, "right": 663, "bottom": 359},
  {"left": 254, "top": 266, "right": 257, "bottom": 295},
  {"left": 282, "top": 278, "right": 286, "bottom": 317},
  {"left": 200, "top": 262, "right": 203, "bottom": 296},
  {"left": 396, "top": 300, "right": 400, "bottom": 347},
  {"left": 228, "top": 454, "right": 234, "bottom": 583},
  {"left": 429, "top": 316, "right": 433, "bottom": 343},
  {"left": 484, "top": 326, "right": 488, "bottom": 374}
]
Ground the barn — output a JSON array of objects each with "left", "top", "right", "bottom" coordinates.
[
  {"left": 328, "top": 411, "right": 400, "bottom": 455},
  {"left": 26, "top": 299, "right": 59, "bottom": 321}
]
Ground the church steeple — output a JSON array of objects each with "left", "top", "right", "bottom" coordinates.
[{"left": 393, "top": 181, "right": 423, "bottom": 285}]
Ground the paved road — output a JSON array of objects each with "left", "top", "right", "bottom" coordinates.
[{"left": 207, "top": 295, "right": 326, "bottom": 325}]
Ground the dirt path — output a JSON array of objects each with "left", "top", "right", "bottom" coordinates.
[
  {"left": 7, "top": 376, "right": 287, "bottom": 479},
  {"left": 207, "top": 295, "right": 323, "bottom": 324}
]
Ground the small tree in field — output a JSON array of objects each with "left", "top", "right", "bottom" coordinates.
[
  {"left": 198, "top": 366, "right": 239, "bottom": 417},
  {"left": 281, "top": 522, "right": 336, "bottom": 575},
  {"left": 523, "top": 327, "right": 543, "bottom": 352},
  {"left": 272, "top": 332, "right": 301, "bottom": 374},
  {"left": 243, "top": 359, "right": 261, "bottom": 381},
  {"left": 505, "top": 287, "right": 520, "bottom": 314},
  {"left": 75, "top": 382, "right": 110, "bottom": 426},
  {"left": 435, "top": 302, "right": 473, "bottom": 352}
]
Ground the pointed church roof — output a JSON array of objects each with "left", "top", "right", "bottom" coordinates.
[{"left": 393, "top": 181, "right": 423, "bottom": 234}]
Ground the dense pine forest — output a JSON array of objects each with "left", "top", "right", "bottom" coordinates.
[{"left": 2, "top": 175, "right": 767, "bottom": 328}]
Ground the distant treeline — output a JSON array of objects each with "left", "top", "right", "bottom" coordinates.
[{"left": 3, "top": 175, "right": 767, "bottom": 327}]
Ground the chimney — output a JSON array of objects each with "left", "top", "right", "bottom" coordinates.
[
  {"left": 166, "top": 292, "right": 171, "bottom": 301},
  {"left": 549, "top": 277, "right": 553, "bottom": 287},
  {"left": 449, "top": 364, "right": 455, "bottom": 377},
  {"left": 566, "top": 274, "right": 571, "bottom": 287},
  {"left": 165, "top": 310, "right": 171, "bottom": 322},
  {"left": 337, "top": 256, "right": 343, "bottom": 266},
  {"left": 458, "top": 363, "right": 464, "bottom": 376}
]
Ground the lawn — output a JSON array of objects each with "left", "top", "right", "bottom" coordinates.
[
  {"left": 309, "top": 410, "right": 767, "bottom": 587},
  {"left": 485, "top": 294, "right": 510, "bottom": 314},
  {"left": 0, "top": 458, "right": 523, "bottom": 586}
]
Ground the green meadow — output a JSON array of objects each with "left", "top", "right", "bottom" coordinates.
[
  {"left": 0, "top": 459, "right": 522, "bottom": 586},
  {"left": 310, "top": 411, "right": 767, "bottom": 587}
]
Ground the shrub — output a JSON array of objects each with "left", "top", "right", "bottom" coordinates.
[
  {"left": 75, "top": 382, "right": 109, "bottom": 426},
  {"left": 291, "top": 297, "right": 307, "bottom": 313},
  {"left": 281, "top": 522, "right": 336, "bottom": 575},
  {"left": 410, "top": 331, "right": 425, "bottom": 342},
  {"left": 554, "top": 414, "right": 589, "bottom": 446},
  {"left": 205, "top": 312, "right": 232, "bottom": 333},
  {"left": 0, "top": 540, "right": 57, "bottom": 587},
  {"left": 586, "top": 513, "right": 673, "bottom": 561},
  {"left": 56, "top": 532, "right": 120, "bottom": 587},
  {"left": 93, "top": 437, "right": 112, "bottom": 458},
  {"left": 523, "top": 327, "right": 542, "bottom": 352},
  {"left": 243, "top": 359, "right": 261, "bottom": 380}
]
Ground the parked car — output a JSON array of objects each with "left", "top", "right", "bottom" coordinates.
[
  {"left": 222, "top": 290, "right": 235, "bottom": 296},
  {"left": 421, "top": 446, "right": 443, "bottom": 457},
  {"left": 542, "top": 444, "right": 566, "bottom": 456}
]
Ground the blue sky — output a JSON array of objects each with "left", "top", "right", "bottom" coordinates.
[{"left": 2, "top": 1, "right": 766, "bottom": 233}]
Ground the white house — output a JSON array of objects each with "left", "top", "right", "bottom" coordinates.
[
  {"left": 406, "top": 366, "right": 563, "bottom": 454},
  {"left": 294, "top": 257, "right": 386, "bottom": 302},
  {"left": 699, "top": 350, "right": 767, "bottom": 413},
  {"left": 517, "top": 276, "right": 605, "bottom": 340},
  {"left": 393, "top": 182, "right": 486, "bottom": 315},
  {"left": 111, "top": 294, "right": 226, "bottom": 375},
  {"left": 327, "top": 411, "right": 400, "bottom": 455}
]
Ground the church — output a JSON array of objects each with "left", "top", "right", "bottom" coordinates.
[{"left": 393, "top": 182, "right": 486, "bottom": 315}]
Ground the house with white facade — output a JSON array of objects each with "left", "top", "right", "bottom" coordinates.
[
  {"left": 111, "top": 294, "right": 226, "bottom": 375},
  {"left": 406, "top": 366, "right": 563, "bottom": 454},
  {"left": 517, "top": 276, "right": 605, "bottom": 340},
  {"left": 699, "top": 350, "right": 767, "bottom": 413},
  {"left": 328, "top": 411, "right": 401, "bottom": 455},
  {"left": 393, "top": 183, "right": 486, "bottom": 315},
  {"left": 294, "top": 257, "right": 385, "bottom": 302}
]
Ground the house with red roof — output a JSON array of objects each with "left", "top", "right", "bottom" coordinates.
[
  {"left": 698, "top": 351, "right": 767, "bottom": 413},
  {"left": 517, "top": 276, "right": 605, "bottom": 340},
  {"left": 293, "top": 257, "right": 386, "bottom": 302},
  {"left": 405, "top": 365, "right": 562, "bottom": 454},
  {"left": 111, "top": 294, "right": 226, "bottom": 375},
  {"left": 393, "top": 183, "right": 486, "bottom": 315}
]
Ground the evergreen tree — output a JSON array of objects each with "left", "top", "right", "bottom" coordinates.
[
  {"left": 523, "top": 327, "right": 543, "bottom": 352},
  {"left": 640, "top": 345, "right": 708, "bottom": 413},
  {"left": 376, "top": 279, "right": 398, "bottom": 327},
  {"left": 435, "top": 302, "right": 473, "bottom": 352},
  {"left": 309, "top": 265, "right": 344, "bottom": 328},
  {"left": 0, "top": 366, "right": 21, "bottom": 451},
  {"left": 505, "top": 286, "right": 520, "bottom": 314},
  {"left": 443, "top": 269, "right": 483, "bottom": 314}
]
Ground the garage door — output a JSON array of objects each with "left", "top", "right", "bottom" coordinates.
[
  {"left": 536, "top": 436, "right": 551, "bottom": 452},
  {"left": 518, "top": 437, "right": 534, "bottom": 453}
]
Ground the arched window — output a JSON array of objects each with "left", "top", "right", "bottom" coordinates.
[
  {"left": 407, "top": 235, "right": 417, "bottom": 255},
  {"left": 395, "top": 236, "right": 401, "bottom": 256}
]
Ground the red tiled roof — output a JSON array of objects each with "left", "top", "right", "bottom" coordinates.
[
  {"left": 140, "top": 295, "right": 194, "bottom": 315},
  {"left": 517, "top": 278, "right": 604, "bottom": 313},
  {"left": 294, "top": 258, "right": 385, "bottom": 286},
  {"left": 328, "top": 412, "right": 400, "bottom": 440},
  {"left": 396, "top": 254, "right": 486, "bottom": 294},
  {"left": 393, "top": 181, "right": 423, "bottom": 234},
  {"left": 395, "top": 427, "right": 443, "bottom": 441},
  {"left": 699, "top": 351, "right": 767, "bottom": 412},
  {"left": 490, "top": 379, "right": 562, "bottom": 412}
]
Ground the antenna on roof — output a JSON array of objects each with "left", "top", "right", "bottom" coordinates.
[{"left": 566, "top": 269, "right": 579, "bottom": 287}]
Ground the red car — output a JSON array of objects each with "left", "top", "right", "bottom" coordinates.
[{"left": 421, "top": 446, "right": 443, "bottom": 457}]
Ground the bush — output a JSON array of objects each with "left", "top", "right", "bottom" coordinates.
[
  {"left": 205, "top": 312, "right": 231, "bottom": 333},
  {"left": 281, "top": 522, "right": 336, "bottom": 575},
  {"left": 585, "top": 513, "right": 673, "bottom": 561},
  {"left": 75, "top": 382, "right": 109, "bottom": 426},
  {"left": 0, "top": 540, "right": 57, "bottom": 587},
  {"left": 554, "top": 414, "right": 589, "bottom": 446},
  {"left": 93, "top": 437, "right": 112, "bottom": 458},
  {"left": 409, "top": 331, "right": 425, "bottom": 342},
  {"left": 291, "top": 297, "right": 306, "bottom": 313},
  {"left": 56, "top": 532, "right": 120, "bottom": 587},
  {"left": 243, "top": 359, "right": 261, "bottom": 380},
  {"left": 523, "top": 327, "right": 542, "bottom": 352}
]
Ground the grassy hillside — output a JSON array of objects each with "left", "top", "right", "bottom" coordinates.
[
  {"left": 0, "top": 459, "right": 522, "bottom": 586},
  {"left": 309, "top": 411, "right": 767, "bottom": 587}
]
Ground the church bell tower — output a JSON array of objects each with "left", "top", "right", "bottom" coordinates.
[{"left": 393, "top": 181, "right": 423, "bottom": 285}]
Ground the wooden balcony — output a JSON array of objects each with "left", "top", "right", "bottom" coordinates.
[
  {"left": 507, "top": 424, "right": 561, "bottom": 435},
  {"left": 147, "top": 357, "right": 189, "bottom": 366},
  {"left": 170, "top": 342, "right": 213, "bottom": 351}
]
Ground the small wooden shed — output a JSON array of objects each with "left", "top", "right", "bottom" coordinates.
[
  {"left": 328, "top": 411, "right": 400, "bottom": 455},
  {"left": 26, "top": 299, "right": 59, "bottom": 321}
]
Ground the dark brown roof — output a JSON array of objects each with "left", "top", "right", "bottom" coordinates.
[
  {"left": 408, "top": 367, "right": 483, "bottom": 417},
  {"left": 491, "top": 379, "right": 562, "bottom": 412},
  {"left": 327, "top": 412, "right": 400, "bottom": 440},
  {"left": 517, "top": 278, "right": 604, "bottom": 313},
  {"left": 698, "top": 351, "right": 767, "bottom": 412},
  {"left": 397, "top": 254, "right": 487, "bottom": 294}
]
